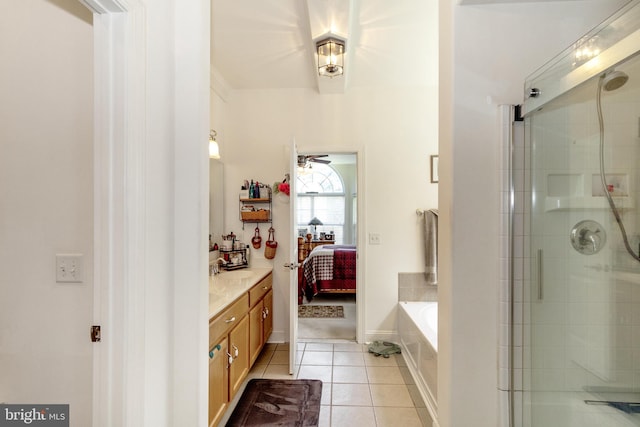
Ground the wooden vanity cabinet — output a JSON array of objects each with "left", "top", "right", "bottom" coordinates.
[
  {"left": 263, "top": 289, "right": 273, "bottom": 340},
  {"left": 208, "top": 337, "right": 228, "bottom": 427},
  {"left": 208, "top": 294, "right": 247, "bottom": 427},
  {"left": 248, "top": 274, "right": 273, "bottom": 366},
  {"left": 228, "top": 315, "right": 249, "bottom": 397},
  {"left": 209, "top": 271, "right": 274, "bottom": 427}
]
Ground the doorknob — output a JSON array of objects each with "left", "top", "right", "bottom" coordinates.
[{"left": 284, "top": 262, "right": 300, "bottom": 270}]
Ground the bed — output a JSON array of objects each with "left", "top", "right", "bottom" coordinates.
[{"left": 299, "top": 244, "right": 356, "bottom": 304}]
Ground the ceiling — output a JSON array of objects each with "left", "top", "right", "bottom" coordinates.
[{"left": 211, "top": 0, "right": 434, "bottom": 93}]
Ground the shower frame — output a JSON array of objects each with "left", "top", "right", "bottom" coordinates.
[{"left": 508, "top": 1, "right": 640, "bottom": 426}]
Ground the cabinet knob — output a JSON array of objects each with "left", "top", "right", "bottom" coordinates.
[
  {"left": 225, "top": 316, "right": 236, "bottom": 324},
  {"left": 227, "top": 352, "right": 233, "bottom": 366},
  {"left": 232, "top": 344, "right": 239, "bottom": 358}
]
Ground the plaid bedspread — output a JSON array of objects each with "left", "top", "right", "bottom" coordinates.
[{"left": 301, "top": 245, "right": 356, "bottom": 302}]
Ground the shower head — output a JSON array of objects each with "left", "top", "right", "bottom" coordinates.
[{"left": 601, "top": 70, "right": 629, "bottom": 91}]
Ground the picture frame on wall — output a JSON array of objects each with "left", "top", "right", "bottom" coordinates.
[{"left": 430, "top": 155, "right": 439, "bottom": 183}]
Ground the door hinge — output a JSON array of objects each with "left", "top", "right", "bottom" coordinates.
[{"left": 91, "top": 325, "right": 101, "bottom": 342}]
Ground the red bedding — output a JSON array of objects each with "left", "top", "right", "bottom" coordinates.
[{"left": 300, "top": 245, "right": 356, "bottom": 303}]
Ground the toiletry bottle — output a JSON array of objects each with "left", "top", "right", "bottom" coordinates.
[
  {"left": 255, "top": 181, "right": 260, "bottom": 198},
  {"left": 249, "top": 180, "right": 255, "bottom": 198},
  {"left": 245, "top": 244, "right": 250, "bottom": 266}
]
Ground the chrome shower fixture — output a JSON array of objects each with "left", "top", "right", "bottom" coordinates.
[
  {"left": 602, "top": 70, "right": 629, "bottom": 91},
  {"left": 597, "top": 68, "right": 639, "bottom": 262}
]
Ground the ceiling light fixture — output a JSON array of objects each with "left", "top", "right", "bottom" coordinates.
[
  {"left": 316, "top": 36, "right": 346, "bottom": 78},
  {"left": 209, "top": 130, "right": 220, "bottom": 159}
]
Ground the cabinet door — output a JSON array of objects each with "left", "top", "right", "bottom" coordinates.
[
  {"left": 249, "top": 302, "right": 264, "bottom": 366},
  {"left": 229, "top": 315, "right": 249, "bottom": 397},
  {"left": 209, "top": 337, "right": 228, "bottom": 427},
  {"left": 263, "top": 289, "right": 273, "bottom": 342}
]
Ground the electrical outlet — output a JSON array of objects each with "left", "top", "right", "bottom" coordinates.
[
  {"left": 56, "top": 254, "right": 84, "bottom": 283},
  {"left": 368, "top": 232, "right": 381, "bottom": 245}
]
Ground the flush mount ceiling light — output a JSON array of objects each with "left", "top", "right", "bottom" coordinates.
[
  {"left": 209, "top": 130, "right": 220, "bottom": 159},
  {"left": 316, "top": 36, "right": 346, "bottom": 78}
]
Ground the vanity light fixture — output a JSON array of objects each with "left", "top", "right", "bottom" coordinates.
[
  {"left": 209, "top": 130, "right": 220, "bottom": 159},
  {"left": 316, "top": 36, "right": 345, "bottom": 78}
]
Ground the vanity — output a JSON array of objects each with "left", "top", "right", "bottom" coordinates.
[{"left": 208, "top": 267, "right": 273, "bottom": 427}]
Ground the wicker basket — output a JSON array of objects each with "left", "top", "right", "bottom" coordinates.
[
  {"left": 264, "top": 227, "right": 277, "bottom": 259},
  {"left": 241, "top": 209, "right": 269, "bottom": 221}
]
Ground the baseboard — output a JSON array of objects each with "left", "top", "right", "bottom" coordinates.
[
  {"left": 267, "top": 330, "right": 286, "bottom": 343},
  {"left": 364, "top": 330, "right": 398, "bottom": 344}
]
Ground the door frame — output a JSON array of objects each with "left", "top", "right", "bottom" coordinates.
[
  {"left": 292, "top": 147, "right": 366, "bottom": 345},
  {"left": 81, "top": 1, "right": 210, "bottom": 425}
]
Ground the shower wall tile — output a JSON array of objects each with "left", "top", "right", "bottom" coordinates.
[{"left": 397, "top": 272, "right": 437, "bottom": 302}]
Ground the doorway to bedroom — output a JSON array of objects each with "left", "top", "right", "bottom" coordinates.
[{"left": 296, "top": 153, "right": 358, "bottom": 341}]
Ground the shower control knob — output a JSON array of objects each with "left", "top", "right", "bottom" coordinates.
[
  {"left": 528, "top": 88, "right": 541, "bottom": 98},
  {"left": 570, "top": 220, "right": 606, "bottom": 255}
]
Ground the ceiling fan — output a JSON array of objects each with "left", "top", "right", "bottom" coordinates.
[{"left": 297, "top": 154, "right": 331, "bottom": 169}]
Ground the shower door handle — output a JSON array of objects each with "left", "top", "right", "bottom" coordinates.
[{"left": 536, "top": 249, "right": 543, "bottom": 301}]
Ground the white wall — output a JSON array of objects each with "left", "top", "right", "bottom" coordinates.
[
  {"left": 0, "top": 0, "right": 94, "bottom": 424},
  {"left": 220, "top": 84, "right": 439, "bottom": 341},
  {"left": 438, "top": 1, "right": 629, "bottom": 426}
]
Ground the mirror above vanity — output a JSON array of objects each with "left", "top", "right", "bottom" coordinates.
[{"left": 210, "top": 158, "right": 224, "bottom": 257}]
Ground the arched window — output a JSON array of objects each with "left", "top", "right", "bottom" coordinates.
[{"left": 296, "top": 164, "right": 345, "bottom": 243}]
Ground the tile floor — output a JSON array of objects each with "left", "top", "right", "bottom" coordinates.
[{"left": 220, "top": 341, "right": 433, "bottom": 427}]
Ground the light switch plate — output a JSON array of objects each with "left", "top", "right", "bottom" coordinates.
[
  {"left": 56, "top": 254, "right": 83, "bottom": 283},
  {"left": 368, "top": 232, "right": 381, "bottom": 245}
]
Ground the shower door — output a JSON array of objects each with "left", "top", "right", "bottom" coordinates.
[{"left": 524, "top": 25, "right": 640, "bottom": 427}]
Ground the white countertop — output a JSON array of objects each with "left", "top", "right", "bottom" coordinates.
[{"left": 209, "top": 267, "right": 273, "bottom": 320}]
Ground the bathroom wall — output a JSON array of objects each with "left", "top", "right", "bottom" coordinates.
[
  {"left": 0, "top": 1, "right": 94, "bottom": 424},
  {"left": 221, "top": 84, "right": 439, "bottom": 342},
  {"left": 398, "top": 273, "right": 437, "bottom": 302},
  {"left": 438, "top": 1, "right": 630, "bottom": 427}
]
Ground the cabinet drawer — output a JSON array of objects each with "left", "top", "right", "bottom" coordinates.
[
  {"left": 209, "top": 294, "right": 248, "bottom": 345},
  {"left": 249, "top": 273, "right": 272, "bottom": 307}
]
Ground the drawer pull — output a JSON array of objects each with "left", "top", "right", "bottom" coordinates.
[
  {"left": 225, "top": 316, "right": 236, "bottom": 324},
  {"left": 208, "top": 344, "right": 221, "bottom": 359},
  {"left": 262, "top": 286, "right": 268, "bottom": 290}
]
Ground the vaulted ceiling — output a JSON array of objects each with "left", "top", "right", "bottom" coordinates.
[{"left": 211, "top": 0, "right": 435, "bottom": 93}]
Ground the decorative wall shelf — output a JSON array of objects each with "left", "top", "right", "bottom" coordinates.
[{"left": 239, "top": 190, "right": 272, "bottom": 229}]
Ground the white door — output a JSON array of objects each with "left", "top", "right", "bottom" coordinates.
[{"left": 288, "top": 140, "right": 300, "bottom": 374}]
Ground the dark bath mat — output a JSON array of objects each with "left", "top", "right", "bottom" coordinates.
[{"left": 226, "top": 379, "right": 322, "bottom": 426}]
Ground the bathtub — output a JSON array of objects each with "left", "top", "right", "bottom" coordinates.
[{"left": 398, "top": 301, "right": 438, "bottom": 424}]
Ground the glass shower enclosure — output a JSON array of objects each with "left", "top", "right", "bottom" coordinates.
[{"left": 519, "top": 1, "right": 640, "bottom": 426}]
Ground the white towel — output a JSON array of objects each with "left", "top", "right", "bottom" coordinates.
[{"left": 424, "top": 209, "right": 438, "bottom": 285}]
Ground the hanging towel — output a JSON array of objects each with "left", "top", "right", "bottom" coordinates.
[{"left": 424, "top": 209, "right": 438, "bottom": 285}]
